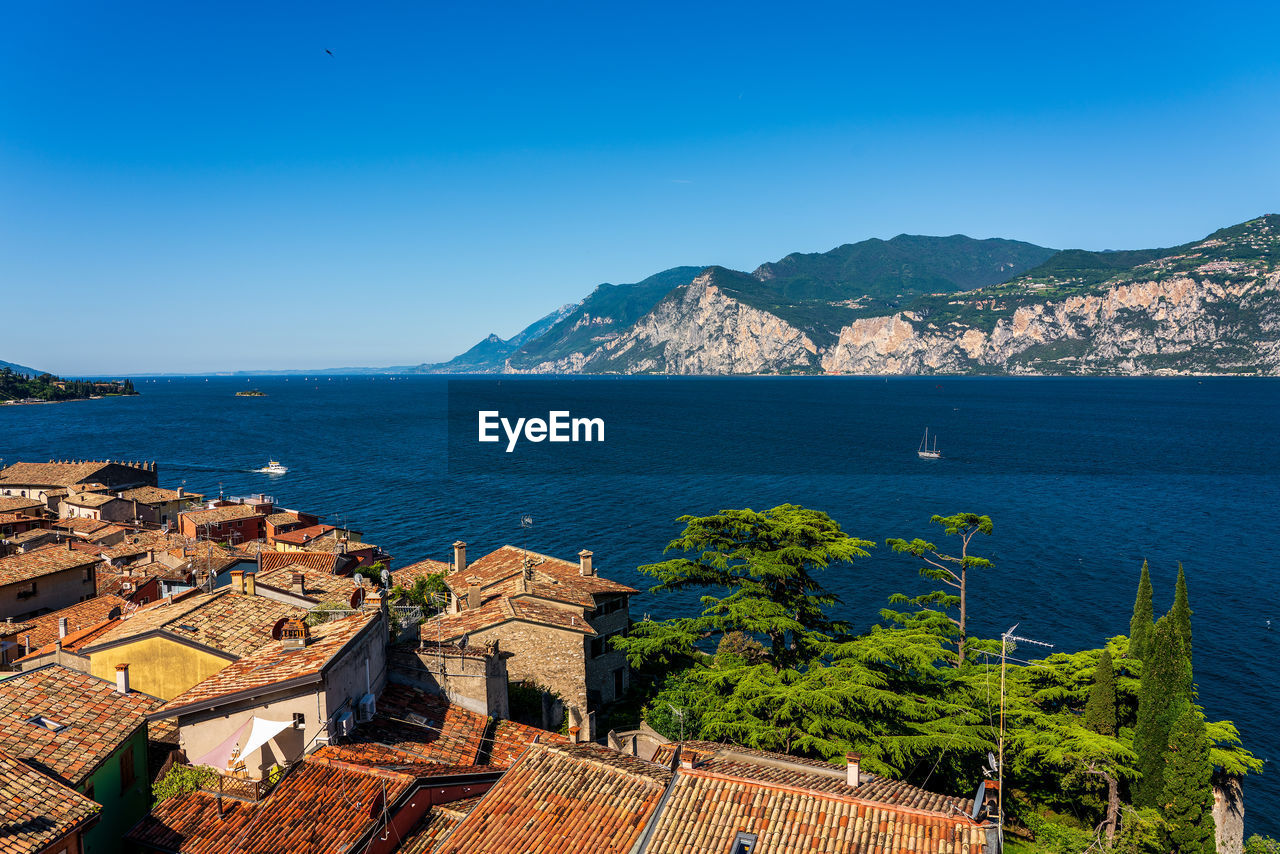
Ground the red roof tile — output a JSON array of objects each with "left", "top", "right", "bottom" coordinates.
[
  {"left": 0, "top": 749, "right": 100, "bottom": 854},
  {"left": 0, "top": 664, "right": 160, "bottom": 787},
  {"left": 180, "top": 505, "right": 262, "bottom": 526},
  {"left": 436, "top": 743, "right": 673, "bottom": 854},
  {"left": 84, "top": 589, "right": 305, "bottom": 659},
  {"left": 0, "top": 545, "right": 99, "bottom": 587},
  {"left": 422, "top": 596, "right": 596, "bottom": 641},
  {"left": 644, "top": 766, "right": 987, "bottom": 854},
  {"left": 0, "top": 594, "right": 127, "bottom": 650},
  {"left": 155, "top": 612, "right": 378, "bottom": 716},
  {"left": 447, "top": 545, "right": 636, "bottom": 607}
]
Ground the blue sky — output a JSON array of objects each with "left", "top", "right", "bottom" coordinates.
[{"left": 3, "top": 1, "right": 1279, "bottom": 374}]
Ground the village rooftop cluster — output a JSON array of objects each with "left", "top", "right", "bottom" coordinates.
[{"left": 0, "top": 459, "right": 1000, "bottom": 854}]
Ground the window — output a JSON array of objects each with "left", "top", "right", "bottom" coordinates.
[
  {"left": 293, "top": 712, "right": 305, "bottom": 729},
  {"left": 16, "top": 581, "right": 37, "bottom": 599},
  {"left": 27, "top": 715, "right": 66, "bottom": 732},
  {"left": 82, "top": 568, "right": 92, "bottom": 583},
  {"left": 731, "top": 832, "right": 759, "bottom": 854},
  {"left": 119, "top": 745, "right": 136, "bottom": 792}
]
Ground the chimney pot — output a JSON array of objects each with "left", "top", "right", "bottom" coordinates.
[
  {"left": 245, "top": 572, "right": 256, "bottom": 597},
  {"left": 230, "top": 569, "right": 245, "bottom": 594},
  {"left": 578, "top": 549, "right": 594, "bottom": 577},
  {"left": 58, "top": 617, "right": 68, "bottom": 638},
  {"left": 453, "top": 541, "right": 467, "bottom": 573},
  {"left": 292, "top": 572, "right": 305, "bottom": 593},
  {"left": 846, "top": 752, "right": 862, "bottom": 788},
  {"left": 115, "top": 663, "right": 130, "bottom": 693}
]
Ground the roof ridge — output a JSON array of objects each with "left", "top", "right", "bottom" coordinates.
[
  {"left": 679, "top": 766, "right": 979, "bottom": 822},
  {"left": 544, "top": 743, "right": 671, "bottom": 786}
]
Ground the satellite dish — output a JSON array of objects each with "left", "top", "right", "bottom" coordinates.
[
  {"left": 350, "top": 588, "right": 364, "bottom": 609},
  {"left": 270, "top": 617, "right": 289, "bottom": 640}
]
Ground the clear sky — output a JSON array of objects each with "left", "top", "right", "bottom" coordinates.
[{"left": 3, "top": 1, "right": 1279, "bottom": 374}]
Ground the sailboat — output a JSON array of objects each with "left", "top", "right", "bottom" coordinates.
[{"left": 917, "top": 428, "right": 941, "bottom": 460}]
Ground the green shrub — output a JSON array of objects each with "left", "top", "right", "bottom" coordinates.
[{"left": 152, "top": 764, "right": 216, "bottom": 805}]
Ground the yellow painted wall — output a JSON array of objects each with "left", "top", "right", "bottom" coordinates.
[{"left": 89, "top": 637, "right": 230, "bottom": 700}]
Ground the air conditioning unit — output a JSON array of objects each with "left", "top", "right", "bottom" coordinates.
[
  {"left": 356, "top": 693, "right": 376, "bottom": 723},
  {"left": 333, "top": 709, "right": 354, "bottom": 737}
]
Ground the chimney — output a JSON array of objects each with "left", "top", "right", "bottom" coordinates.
[
  {"left": 292, "top": 572, "right": 306, "bottom": 595},
  {"left": 568, "top": 725, "right": 581, "bottom": 742},
  {"left": 230, "top": 569, "right": 245, "bottom": 594},
  {"left": 578, "top": 549, "right": 594, "bottom": 577},
  {"left": 846, "top": 752, "right": 862, "bottom": 788},
  {"left": 66, "top": 538, "right": 73, "bottom": 551},
  {"left": 115, "top": 663, "right": 130, "bottom": 694},
  {"left": 177, "top": 486, "right": 185, "bottom": 498},
  {"left": 280, "top": 617, "right": 309, "bottom": 650},
  {"left": 453, "top": 541, "right": 467, "bottom": 573},
  {"left": 245, "top": 572, "right": 256, "bottom": 596},
  {"left": 58, "top": 617, "right": 68, "bottom": 638},
  {"left": 466, "top": 583, "right": 482, "bottom": 610}
]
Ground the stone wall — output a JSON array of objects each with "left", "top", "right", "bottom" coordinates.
[{"left": 389, "top": 643, "right": 509, "bottom": 718}]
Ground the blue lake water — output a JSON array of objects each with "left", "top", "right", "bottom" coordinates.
[{"left": 3, "top": 375, "right": 1278, "bottom": 834}]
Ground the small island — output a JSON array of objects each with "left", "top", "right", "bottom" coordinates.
[
  {"left": 235, "top": 389, "right": 268, "bottom": 397},
  {"left": 0, "top": 367, "right": 137, "bottom": 404}
]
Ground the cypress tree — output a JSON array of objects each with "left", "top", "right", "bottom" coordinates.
[
  {"left": 1133, "top": 615, "right": 1193, "bottom": 807},
  {"left": 1170, "top": 563, "right": 1193, "bottom": 662},
  {"left": 1129, "top": 560, "right": 1155, "bottom": 661},
  {"left": 1083, "top": 649, "right": 1117, "bottom": 737},
  {"left": 1160, "top": 706, "right": 1216, "bottom": 854}
]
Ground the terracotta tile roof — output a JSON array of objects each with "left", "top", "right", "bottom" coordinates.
[
  {"left": 125, "top": 753, "right": 418, "bottom": 854},
  {"left": 84, "top": 523, "right": 130, "bottom": 544},
  {"left": 356, "top": 684, "right": 490, "bottom": 766},
  {"left": 117, "top": 486, "right": 203, "bottom": 505},
  {"left": 52, "top": 517, "right": 113, "bottom": 535},
  {"left": 264, "top": 511, "right": 301, "bottom": 526},
  {"left": 304, "top": 532, "right": 382, "bottom": 556},
  {"left": 0, "top": 461, "right": 119, "bottom": 488},
  {"left": 180, "top": 505, "right": 262, "bottom": 526},
  {"left": 1, "top": 595, "right": 127, "bottom": 650},
  {"left": 422, "top": 596, "right": 596, "bottom": 641},
  {"left": 253, "top": 566, "right": 368, "bottom": 603},
  {"left": 3, "top": 528, "right": 56, "bottom": 546},
  {"left": 436, "top": 743, "right": 673, "bottom": 854},
  {"left": 0, "top": 544, "right": 99, "bottom": 587},
  {"left": 644, "top": 766, "right": 987, "bottom": 854},
  {"left": 14, "top": 617, "right": 121, "bottom": 663},
  {"left": 399, "top": 797, "right": 483, "bottom": 854},
  {"left": 0, "top": 664, "right": 160, "bottom": 787},
  {"left": 488, "top": 718, "right": 566, "bottom": 767},
  {"left": 0, "top": 749, "right": 100, "bottom": 854},
  {"left": 393, "top": 558, "right": 450, "bottom": 587},
  {"left": 63, "top": 491, "right": 121, "bottom": 508},
  {"left": 351, "top": 683, "right": 564, "bottom": 771},
  {"left": 310, "top": 743, "right": 491, "bottom": 778},
  {"left": 650, "top": 741, "right": 974, "bottom": 815},
  {"left": 84, "top": 589, "right": 305, "bottom": 659},
  {"left": 155, "top": 612, "right": 378, "bottom": 715},
  {"left": 258, "top": 551, "right": 351, "bottom": 574},
  {"left": 97, "top": 530, "right": 178, "bottom": 560},
  {"left": 447, "top": 545, "right": 637, "bottom": 608},
  {"left": 0, "top": 497, "right": 44, "bottom": 514},
  {"left": 272, "top": 524, "right": 336, "bottom": 545}
]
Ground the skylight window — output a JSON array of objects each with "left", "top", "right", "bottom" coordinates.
[
  {"left": 28, "top": 715, "right": 66, "bottom": 732},
  {"left": 731, "top": 832, "right": 758, "bottom": 854}
]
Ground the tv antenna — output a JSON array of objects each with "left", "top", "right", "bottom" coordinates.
[
  {"left": 520, "top": 514, "right": 535, "bottom": 578},
  {"left": 997, "top": 624, "right": 1053, "bottom": 842}
]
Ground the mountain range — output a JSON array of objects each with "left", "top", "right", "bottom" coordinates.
[{"left": 415, "top": 214, "right": 1280, "bottom": 375}]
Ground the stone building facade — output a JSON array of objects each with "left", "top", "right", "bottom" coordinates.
[{"left": 420, "top": 542, "right": 636, "bottom": 740}]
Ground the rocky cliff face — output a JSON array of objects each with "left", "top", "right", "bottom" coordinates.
[
  {"left": 511, "top": 272, "right": 820, "bottom": 374},
  {"left": 822, "top": 270, "right": 1280, "bottom": 375}
]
